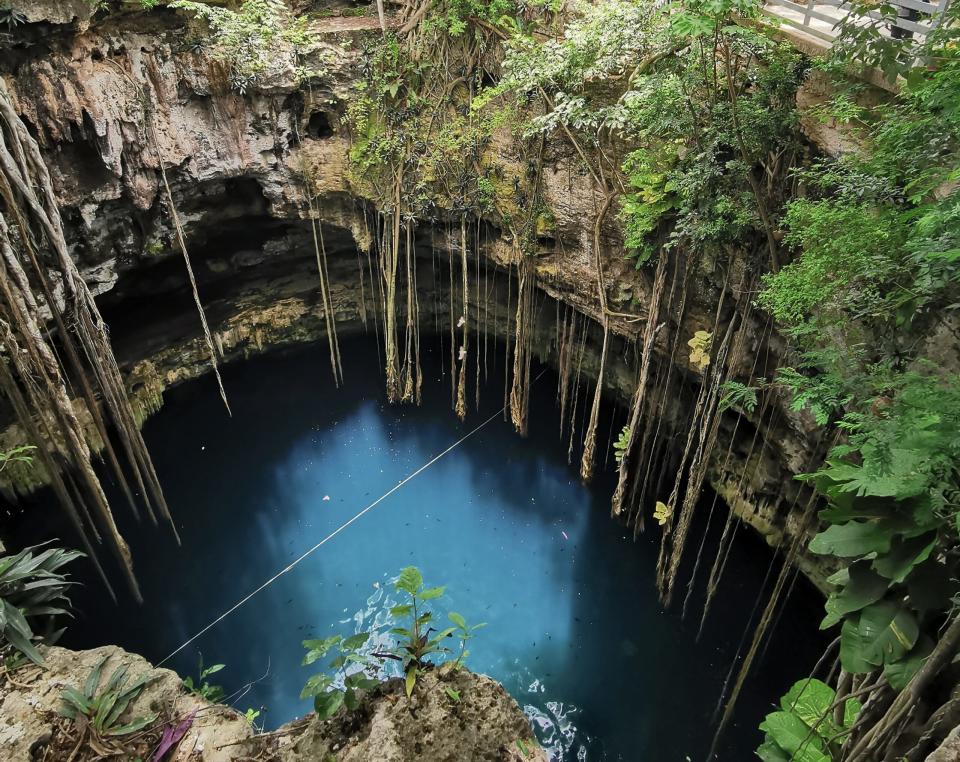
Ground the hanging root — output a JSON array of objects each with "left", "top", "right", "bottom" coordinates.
[
  {"left": 707, "top": 491, "right": 819, "bottom": 759},
  {"left": 509, "top": 257, "right": 535, "bottom": 436},
  {"left": 682, "top": 316, "right": 774, "bottom": 621},
  {"left": 579, "top": 318, "right": 609, "bottom": 482},
  {"left": 655, "top": 265, "right": 733, "bottom": 600},
  {"left": 0, "top": 79, "right": 182, "bottom": 599},
  {"left": 306, "top": 181, "right": 344, "bottom": 387},
  {"left": 660, "top": 290, "right": 753, "bottom": 606},
  {"left": 382, "top": 171, "right": 404, "bottom": 402},
  {"left": 455, "top": 217, "right": 469, "bottom": 420},
  {"left": 611, "top": 252, "right": 669, "bottom": 517},
  {"left": 148, "top": 118, "right": 231, "bottom": 417},
  {"left": 698, "top": 402, "right": 780, "bottom": 639}
]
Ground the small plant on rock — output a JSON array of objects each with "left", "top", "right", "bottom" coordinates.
[
  {"left": 448, "top": 611, "right": 486, "bottom": 670},
  {"left": 59, "top": 654, "right": 157, "bottom": 740},
  {"left": 299, "top": 566, "right": 487, "bottom": 717},
  {"left": 300, "top": 632, "right": 380, "bottom": 719},
  {"left": 386, "top": 566, "right": 456, "bottom": 697},
  {"left": 0, "top": 3, "right": 27, "bottom": 30},
  {"left": 181, "top": 657, "right": 225, "bottom": 702}
]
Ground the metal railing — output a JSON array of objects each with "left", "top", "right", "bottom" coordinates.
[{"left": 763, "top": 0, "right": 953, "bottom": 44}]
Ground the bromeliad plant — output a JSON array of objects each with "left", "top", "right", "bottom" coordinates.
[
  {"left": 300, "top": 566, "right": 485, "bottom": 719},
  {"left": 59, "top": 654, "right": 157, "bottom": 739},
  {"left": 0, "top": 543, "right": 82, "bottom": 666}
]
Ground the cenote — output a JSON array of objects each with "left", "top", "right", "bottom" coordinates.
[
  {"left": 3, "top": 2, "right": 958, "bottom": 760},
  {"left": 13, "top": 334, "right": 824, "bottom": 761}
]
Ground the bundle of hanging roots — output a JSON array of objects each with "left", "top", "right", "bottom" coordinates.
[{"left": 0, "top": 80, "right": 179, "bottom": 602}]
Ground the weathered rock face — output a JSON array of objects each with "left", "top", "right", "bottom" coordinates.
[
  {"left": 0, "top": 645, "right": 252, "bottom": 762},
  {"left": 0, "top": 645, "right": 544, "bottom": 761},
  {"left": 0, "top": 3, "right": 832, "bottom": 586},
  {"left": 278, "top": 670, "right": 546, "bottom": 762}
]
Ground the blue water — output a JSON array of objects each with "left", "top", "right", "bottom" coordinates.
[{"left": 17, "top": 336, "right": 824, "bottom": 760}]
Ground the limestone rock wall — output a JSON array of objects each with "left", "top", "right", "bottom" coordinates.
[{"left": 0, "top": 2, "right": 832, "bottom": 587}]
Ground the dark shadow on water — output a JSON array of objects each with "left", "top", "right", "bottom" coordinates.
[{"left": 5, "top": 334, "right": 827, "bottom": 761}]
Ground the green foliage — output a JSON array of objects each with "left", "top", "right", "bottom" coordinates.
[
  {"left": 719, "top": 379, "right": 762, "bottom": 413},
  {"left": 0, "top": 2, "right": 26, "bottom": 29},
  {"left": 182, "top": 658, "right": 226, "bottom": 702},
  {"left": 424, "top": 0, "right": 519, "bottom": 37},
  {"left": 757, "top": 678, "right": 861, "bottom": 761},
  {"left": 487, "top": 0, "right": 803, "bottom": 260},
  {"left": 756, "top": 22, "right": 960, "bottom": 746},
  {"left": 613, "top": 424, "right": 630, "bottom": 464},
  {"left": 447, "top": 610, "right": 486, "bottom": 670},
  {"left": 0, "top": 444, "right": 36, "bottom": 472},
  {"left": 620, "top": 148, "right": 677, "bottom": 266},
  {"left": 0, "top": 544, "right": 82, "bottom": 666},
  {"left": 169, "top": 0, "right": 316, "bottom": 91},
  {"left": 59, "top": 655, "right": 157, "bottom": 737},
  {"left": 300, "top": 631, "right": 379, "bottom": 719},
  {"left": 300, "top": 566, "right": 486, "bottom": 717},
  {"left": 389, "top": 566, "right": 457, "bottom": 696},
  {"left": 802, "top": 375, "right": 960, "bottom": 680},
  {"left": 759, "top": 199, "right": 909, "bottom": 328}
]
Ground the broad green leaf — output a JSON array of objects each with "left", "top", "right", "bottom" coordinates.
[
  {"left": 872, "top": 534, "right": 937, "bottom": 584},
  {"left": 4, "top": 625, "right": 43, "bottom": 666},
  {"left": 104, "top": 711, "right": 157, "bottom": 736},
  {"left": 756, "top": 738, "right": 791, "bottom": 761},
  {"left": 345, "top": 673, "right": 379, "bottom": 691},
  {"left": 341, "top": 632, "right": 369, "bottom": 651},
  {"left": 809, "top": 521, "right": 894, "bottom": 558},
  {"left": 302, "top": 636, "right": 341, "bottom": 656},
  {"left": 449, "top": 612, "right": 467, "bottom": 630},
  {"left": 300, "top": 673, "right": 332, "bottom": 699},
  {"left": 344, "top": 687, "right": 361, "bottom": 711},
  {"left": 758, "top": 711, "right": 830, "bottom": 762},
  {"left": 314, "top": 690, "right": 345, "bottom": 719},
  {"left": 405, "top": 667, "right": 417, "bottom": 698},
  {"left": 831, "top": 564, "right": 889, "bottom": 617},
  {"left": 780, "top": 679, "right": 836, "bottom": 738},
  {"left": 419, "top": 586, "right": 445, "bottom": 600},
  {"left": 396, "top": 567, "right": 423, "bottom": 594},
  {"left": 883, "top": 636, "right": 933, "bottom": 691},
  {"left": 825, "top": 568, "right": 850, "bottom": 587},
  {"left": 843, "top": 695, "right": 862, "bottom": 729},
  {"left": 821, "top": 594, "right": 843, "bottom": 630},
  {"left": 60, "top": 686, "right": 92, "bottom": 716},
  {"left": 841, "top": 602, "right": 919, "bottom": 673},
  {"left": 390, "top": 604, "right": 413, "bottom": 617}
]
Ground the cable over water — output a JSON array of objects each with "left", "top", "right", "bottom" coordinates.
[{"left": 157, "top": 403, "right": 510, "bottom": 667}]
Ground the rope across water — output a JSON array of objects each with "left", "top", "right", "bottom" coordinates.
[{"left": 157, "top": 402, "right": 515, "bottom": 667}]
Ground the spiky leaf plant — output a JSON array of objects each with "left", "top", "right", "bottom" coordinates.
[
  {"left": 59, "top": 654, "right": 157, "bottom": 737},
  {"left": 0, "top": 543, "right": 82, "bottom": 665}
]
